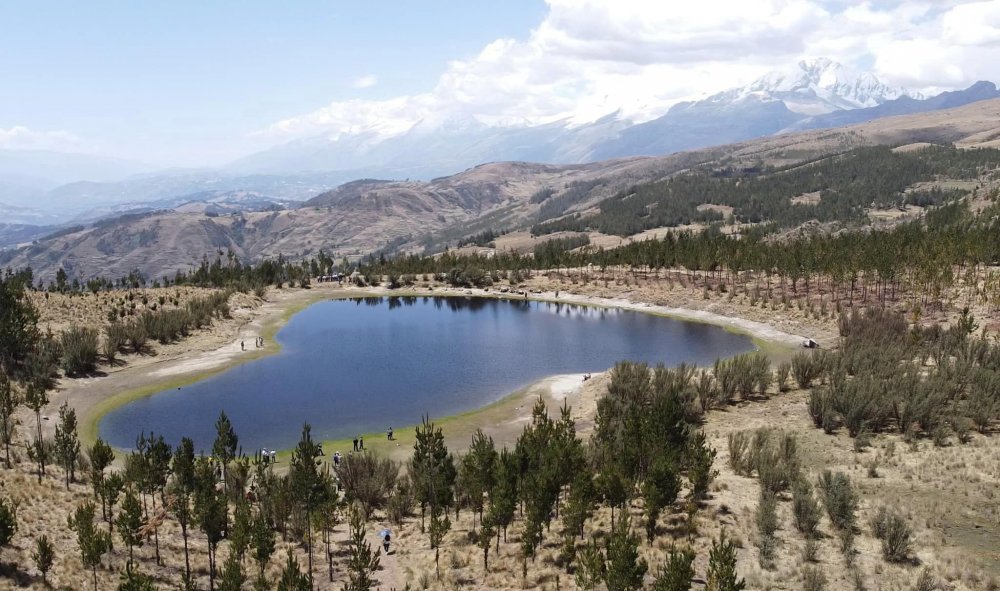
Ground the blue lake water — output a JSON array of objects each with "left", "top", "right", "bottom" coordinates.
[{"left": 99, "top": 296, "right": 755, "bottom": 452}]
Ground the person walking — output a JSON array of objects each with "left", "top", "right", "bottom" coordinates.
[
  {"left": 387, "top": 427, "right": 393, "bottom": 441},
  {"left": 352, "top": 437, "right": 358, "bottom": 452},
  {"left": 358, "top": 435, "right": 364, "bottom": 450}
]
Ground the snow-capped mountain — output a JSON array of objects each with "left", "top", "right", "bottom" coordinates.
[
  {"left": 709, "top": 58, "right": 922, "bottom": 115},
  {"left": 227, "top": 58, "right": 948, "bottom": 176}
]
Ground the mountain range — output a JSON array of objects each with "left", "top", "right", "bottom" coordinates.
[
  {"left": 3, "top": 97, "right": 1000, "bottom": 282},
  {"left": 0, "top": 58, "right": 997, "bottom": 232}
]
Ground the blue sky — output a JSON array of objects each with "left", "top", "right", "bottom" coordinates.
[
  {"left": 0, "top": 0, "right": 545, "bottom": 165},
  {"left": 1, "top": 0, "right": 997, "bottom": 168}
]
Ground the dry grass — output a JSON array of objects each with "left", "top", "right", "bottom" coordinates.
[{"left": 4, "top": 278, "right": 998, "bottom": 590}]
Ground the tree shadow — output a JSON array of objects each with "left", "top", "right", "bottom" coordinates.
[{"left": 0, "top": 562, "right": 35, "bottom": 586}]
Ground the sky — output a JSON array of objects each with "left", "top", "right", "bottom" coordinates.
[{"left": 1, "top": 0, "right": 999, "bottom": 168}]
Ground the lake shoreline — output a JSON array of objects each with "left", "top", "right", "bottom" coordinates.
[{"left": 73, "top": 282, "right": 807, "bottom": 455}]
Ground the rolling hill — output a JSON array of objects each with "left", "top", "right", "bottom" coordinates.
[{"left": 2, "top": 98, "right": 999, "bottom": 283}]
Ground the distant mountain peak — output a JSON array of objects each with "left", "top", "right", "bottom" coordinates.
[{"left": 733, "top": 57, "right": 922, "bottom": 115}]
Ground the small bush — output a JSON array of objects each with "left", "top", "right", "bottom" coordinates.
[
  {"left": 336, "top": 452, "right": 398, "bottom": 518},
  {"left": 913, "top": 568, "right": 937, "bottom": 591},
  {"left": 870, "top": 508, "right": 913, "bottom": 563},
  {"left": 802, "top": 565, "right": 827, "bottom": 591},
  {"left": 817, "top": 471, "right": 857, "bottom": 532},
  {"left": 60, "top": 326, "right": 99, "bottom": 375},
  {"left": 792, "top": 352, "right": 821, "bottom": 388},
  {"left": 103, "top": 322, "right": 128, "bottom": 363},
  {"left": 792, "top": 478, "right": 821, "bottom": 537},
  {"left": 727, "top": 431, "right": 752, "bottom": 476},
  {"left": 755, "top": 489, "right": 778, "bottom": 567},
  {"left": 802, "top": 538, "right": 819, "bottom": 562},
  {"left": 125, "top": 321, "right": 147, "bottom": 353},
  {"left": 776, "top": 363, "right": 791, "bottom": 392}
]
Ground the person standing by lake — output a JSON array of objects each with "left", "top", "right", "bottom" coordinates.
[
  {"left": 352, "top": 436, "right": 358, "bottom": 452},
  {"left": 387, "top": 427, "right": 393, "bottom": 441}
]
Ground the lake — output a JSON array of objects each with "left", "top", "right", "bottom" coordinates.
[{"left": 99, "top": 296, "right": 755, "bottom": 452}]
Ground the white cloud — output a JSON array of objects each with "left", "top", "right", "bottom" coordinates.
[
  {"left": 0, "top": 126, "right": 82, "bottom": 151},
  {"left": 352, "top": 74, "right": 378, "bottom": 89},
  {"left": 262, "top": 0, "right": 1000, "bottom": 141}
]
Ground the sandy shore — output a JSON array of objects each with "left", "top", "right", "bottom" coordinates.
[{"left": 35, "top": 280, "right": 817, "bottom": 454}]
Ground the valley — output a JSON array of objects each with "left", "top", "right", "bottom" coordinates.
[{"left": 3, "top": 16, "right": 1000, "bottom": 591}]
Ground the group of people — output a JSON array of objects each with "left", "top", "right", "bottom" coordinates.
[{"left": 240, "top": 336, "right": 265, "bottom": 351}]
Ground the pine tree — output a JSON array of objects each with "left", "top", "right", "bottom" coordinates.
[
  {"left": 218, "top": 550, "right": 247, "bottom": 591},
  {"left": 0, "top": 370, "right": 19, "bottom": 468},
  {"left": 574, "top": 538, "right": 604, "bottom": 590},
  {"left": 100, "top": 472, "right": 125, "bottom": 530},
  {"left": 88, "top": 438, "right": 115, "bottom": 506},
  {"left": 652, "top": 545, "right": 696, "bottom": 591},
  {"left": 194, "top": 457, "right": 227, "bottom": 591},
  {"left": 33, "top": 534, "right": 55, "bottom": 586},
  {"left": 686, "top": 431, "right": 718, "bottom": 502},
  {"left": 604, "top": 514, "right": 647, "bottom": 591},
  {"left": 251, "top": 507, "right": 276, "bottom": 589},
  {"left": 562, "top": 469, "right": 596, "bottom": 538},
  {"left": 213, "top": 411, "right": 239, "bottom": 495},
  {"left": 0, "top": 270, "right": 40, "bottom": 376},
  {"left": 117, "top": 560, "right": 156, "bottom": 591},
  {"left": 489, "top": 448, "right": 517, "bottom": 547},
  {"left": 478, "top": 511, "right": 496, "bottom": 572},
  {"left": 463, "top": 429, "right": 497, "bottom": 526},
  {"left": 276, "top": 550, "right": 311, "bottom": 591},
  {"left": 429, "top": 508, "right": 451, "bottom": 580},
  {"left": 24, "top": 380, "right": 49, "bottom": 483},
  {"left": 170, "top": 437, "right": 196, "bottom": 580},
  {"left": 288, "top": 422, "right": 329, "bottom": 589},
  {"left": 68, "top": 501, "right": 113, "bottom": 591},
  {"left": 230, "top": 498, "right": 253, "bottom": 563},
  {"left": 116, "top": 487, "right": 144, "bottom": 563},
  {"left": 706, "top": 530, "right": 745, "bottom": 591},
  {"left": 139, "top": 432, "right": 172, "bottom": 566},
  {"left": 54, "top": 402, "right": 81, "bottom": 489},
  {"left": 643, "top": 456, "right": 680, "bottom": 544},
  {"left": 409, "top": 416, "right": 457, "bottom": 532},
  {"left": 344, "top": 505, "right": 380, "bottom": 591},
  {"left": 0, "top": 496, "right": 17, "bottom": 549}
]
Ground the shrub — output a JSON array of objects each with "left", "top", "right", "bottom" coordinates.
[
  {"left": 386, "top": 477, "right": 414, "bottom": 525},
  {"left": 60, "top": 326, "right": 99, "bottom": 375},
  {"left": 336, "top": 452, "right": 398, "bottom": 517},
  {"left": 776, "top": 363, "right": 791, "bottom": 392},
  {"left": 802, "top": 566, "right": 827, "bottom": 591},
  {"left": 792, "top": 478, "right": 821, "bottom": 537},
  {"left": 802, "top": 538, "right": 819, "bottom": 562},
  {"left": 870, "top": 507, "right": 913, "bottom": 563},
  {"left": 125, "top": 321, "right": 147, "bottom": 353},
  {"left": 807, "top": 389, "right": 829, "bottom": 428},
  {"left": 755, "top": 489, "right": 778, "bottom": 567},
  {"left": 727, "top": 431, "right": 752, "bottom": 476},
  {"left": 913, "top": 568, "right": 937, "bottom": 591},
  {"left": 816, "top": 471, "right": 857, "bottom": 532},
  {"left": 103, "top": 322, "right": 128, "bottom": 363},
  {"left": 792, "top": 352, "right": 821, "bottom": 388}
]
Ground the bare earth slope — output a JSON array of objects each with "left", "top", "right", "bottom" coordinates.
[{"left": 3, "top": 98, "right": 1000, "bottom": 282}]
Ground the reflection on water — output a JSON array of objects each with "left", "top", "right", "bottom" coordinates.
[{"left": 100, "top": 296, "right": 755, "bottom": 453}]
